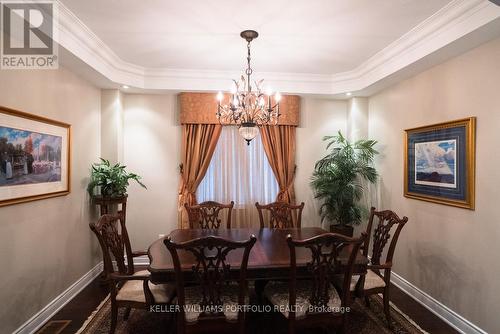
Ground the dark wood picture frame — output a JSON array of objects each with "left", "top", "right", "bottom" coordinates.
[
  {"left": 404, "top": 117, "right": 475, "bottom": 209},
  {"left": 0, "top": 105, "right": 71, "bottom": 207}
]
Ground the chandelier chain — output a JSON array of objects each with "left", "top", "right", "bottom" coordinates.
[{"left": 246, "top": 41, "right": 253, "bottom": 91}]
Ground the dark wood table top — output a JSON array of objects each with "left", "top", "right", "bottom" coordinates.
[{"left": 148, "top": 227, "right": 368, "bottom": 284}]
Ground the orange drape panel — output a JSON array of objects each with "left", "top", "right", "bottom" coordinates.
[
  {"left": 259, "top": 125, "right": 296, "bottom": 204},
  {"left": 178, "top": 124, "right": 222, "bottom": 228}
]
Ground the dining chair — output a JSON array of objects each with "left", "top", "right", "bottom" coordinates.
[
  {"left": 255, "top": 201, "right": 305, "bottom": 229},
  {"left": 351, "top": 207, "right": 408, "bottom": 328},
  {"left": 165, "top": 234, "right": 256, "bottom": 334},
  {"left": 185, "top": 201, "right": 234, "bottom": 229},
  {"left": 90, "top": 214, "right": 175, "bottom": 334},
  {"left": 263, "top": 232, "right": 365, "bottom": 334}
]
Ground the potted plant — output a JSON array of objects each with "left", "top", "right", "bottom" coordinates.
[
  {"left": 87, "top": 158, "right": 146, "bottom": 199},
  {"left": 310, "top": 132, "right": 378, "bottom": 236}
]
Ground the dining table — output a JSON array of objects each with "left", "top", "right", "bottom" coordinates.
[{"left": 147, "top": 227, "right": 369, "bottom": 284}]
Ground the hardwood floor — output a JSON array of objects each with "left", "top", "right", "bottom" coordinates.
[
  {"left": 39, "top": 268, "right": 459, "bottom": 334},
  {"left": 389, "top": 286, "right": 459, "bottom": 334},
  {"left": 40, "top": 276, "right": 109, "bottom": 334}
]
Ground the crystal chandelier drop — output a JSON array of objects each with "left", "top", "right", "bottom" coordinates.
[{"left": 216, "top": 30, "right": 281, "bottom": 145}]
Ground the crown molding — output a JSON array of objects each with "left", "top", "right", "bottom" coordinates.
[
  {"left": 54, "top": 0, "right": 500, "bottom": 94},
  {"left": 333, "top": 0, "right": 500, "bottom": 93}
]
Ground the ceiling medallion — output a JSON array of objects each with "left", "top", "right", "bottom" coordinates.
[{"left": 216, "top": 30, "right": 281, "bottom": 145}]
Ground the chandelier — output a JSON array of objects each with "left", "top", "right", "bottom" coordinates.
[{"left": 216, "top": 30, "right": 281, "bottom": 145}]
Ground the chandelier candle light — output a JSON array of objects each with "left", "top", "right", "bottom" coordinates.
[{"left": 216, "top": 30, "right": 281, "bottom": 145}]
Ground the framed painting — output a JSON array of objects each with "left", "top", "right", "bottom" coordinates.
[
  {"left": 0, "top": 106, "right": 71, "bottom": 207},
  {"left": 404, "top": 117, "right": 476, "bottom": 209}
]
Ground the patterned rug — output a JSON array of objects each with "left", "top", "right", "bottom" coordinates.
[{"left": 77, "top": 295, "right": 428, "bottom": 334}]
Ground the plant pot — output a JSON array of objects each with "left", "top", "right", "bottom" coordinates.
[
  {"left": 92, "top": 194, "right": 128, "bottom": 215},
  {"left": 93, "top": 194, "right": 128, "bottom": 201},
  {"left": 330, "top": 224, "right": 354, "bottom": 237}
]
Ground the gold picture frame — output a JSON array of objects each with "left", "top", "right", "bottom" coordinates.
[
  {"left": 404, "top": 117, "right": 475, "bottom": 209},
  {"left": 0, "top": 106, "right": 71, "bottom": 207}
]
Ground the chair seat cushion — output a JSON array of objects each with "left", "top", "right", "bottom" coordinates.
[
  {"left": 349, "top": 270, "right": 386, "bottom": 291},
  {"left": 263, "top": 280, "right": 342, "bottom": 320},
  {"left": 116, "top": 270, "right": 175, "bottom": 304},
  {"left": 183, "top": 283, "right": 249, "bottom": 323}
]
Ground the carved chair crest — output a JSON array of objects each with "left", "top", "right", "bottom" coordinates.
[
  {"left": 256, "top": 201, "right": 305, "bottom": 229},
  {"left": 185, "top": 201, "right": 234, "bottom": 229}
]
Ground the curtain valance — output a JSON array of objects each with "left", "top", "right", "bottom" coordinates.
[{"left": 179, "top": 92, "right": 301, "bottom": 126}]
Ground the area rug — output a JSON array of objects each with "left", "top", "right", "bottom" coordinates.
[{"left": 77, "top": 295, "right": 428, "bottom": 334}]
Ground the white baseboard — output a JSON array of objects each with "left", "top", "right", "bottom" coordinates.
[
  {"left": 13, "top": 262, "right": 103, "bottom": 334},
  {"left": 391, "top": 272, "right": 487, "bottom": 334},
  {"left": 132, "top": 255, "right": 150, "bottom": 266}
]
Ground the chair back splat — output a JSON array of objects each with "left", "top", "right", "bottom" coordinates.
[
  {"left": 255, "top": 201, "right": 305, "bottom": 229},
  {"left": 185, "top": 201, "right": 234, "bottom": 229},
  {"left": 90, "top": 213, "right": 134, "bottom": 276},
  {"left": 364, "top": 207, "right": 408, "bottom": 266},
  {"left": 165, "top": 234, "right": 256, "bottom": 334},
  {"left": 288, "top": 233, "right": 366, "bottom": 315},
  {"left": 272, "top": 232, "right": 366, "bottom": 333}
]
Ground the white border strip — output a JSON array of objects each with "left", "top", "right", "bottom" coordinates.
[
  {"left": 131, "top": 255, "right": 150, "bottom": 266},
  {"left": 13, "top": 262, "right": 103, "bottom": 334},
  {"left": 391, "top": 272, "right": 488, "bottom": 334}
]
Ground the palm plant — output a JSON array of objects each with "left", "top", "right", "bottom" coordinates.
[
  {"left": 311, "top": 131, "right": 378, "bottom": 228},
  {"left": 87, "top": 158, "right": 146, "bottom": 198}
]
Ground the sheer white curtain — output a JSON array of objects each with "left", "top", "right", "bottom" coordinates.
[{"left": 197, "top": 126, "right": 279, "bottom": 227}]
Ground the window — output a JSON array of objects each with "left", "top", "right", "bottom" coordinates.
[{"left": 197, "top": 126, "right": 279, "bottom": 227}]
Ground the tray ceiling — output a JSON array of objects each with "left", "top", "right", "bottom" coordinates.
[
  {"left": 55, "top": 0, "right": 500, "bottom": 94},
  {"left": 60, "top": 0, "right": 450, "bottom": 74}
]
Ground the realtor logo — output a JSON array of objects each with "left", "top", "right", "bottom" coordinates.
[{"left": 1, "top": 1, "right": 58, "bottom": 69}]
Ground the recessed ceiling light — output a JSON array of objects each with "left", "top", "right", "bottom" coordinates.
[
  {"left": 122, "top": 85, "right": 129, "bottom": 89},
  {"left": 346, "top": 92, "right": 352, "bottom": 96}
]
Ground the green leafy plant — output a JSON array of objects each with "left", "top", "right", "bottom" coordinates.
[
  {"left": 87, "top": 158, "right": 146, "bottom": 198},
  {"left": 310, "top": 131, "right": 378, "bottom": 227}
]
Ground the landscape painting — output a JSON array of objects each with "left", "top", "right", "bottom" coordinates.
[
  {"left": 0, "top": 126, "right": 62, "bottom": 186},
  {"left": 0, "top": 106, "right": 70, "bottom": 207},
  {"left": 404, "top": 117, "right": 475, "bottom": 210},
  {"left": 414, "top": 139, "right": 456, "bottom": 188}
]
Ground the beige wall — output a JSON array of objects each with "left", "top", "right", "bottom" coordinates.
[
  {"left": 368, "top": 37, "right": 500, "bottom": 333},
  {"left": 122, "top": 95, "right": 347, "bottom": 249},
  {"left": 347, "top": 97, "right": 369, "bottom": 142},
  {"left": 0, "top": 67, "right": 101, "bottom": 333},
  {"left": 296, "top": 98, "right": 347, "bottom": 228},
  {"left": 101, "top": 90, "right": 124, "bottom": 163},
  {"left": 122, "top": 94, "right": 181, "bottom": 248}
]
